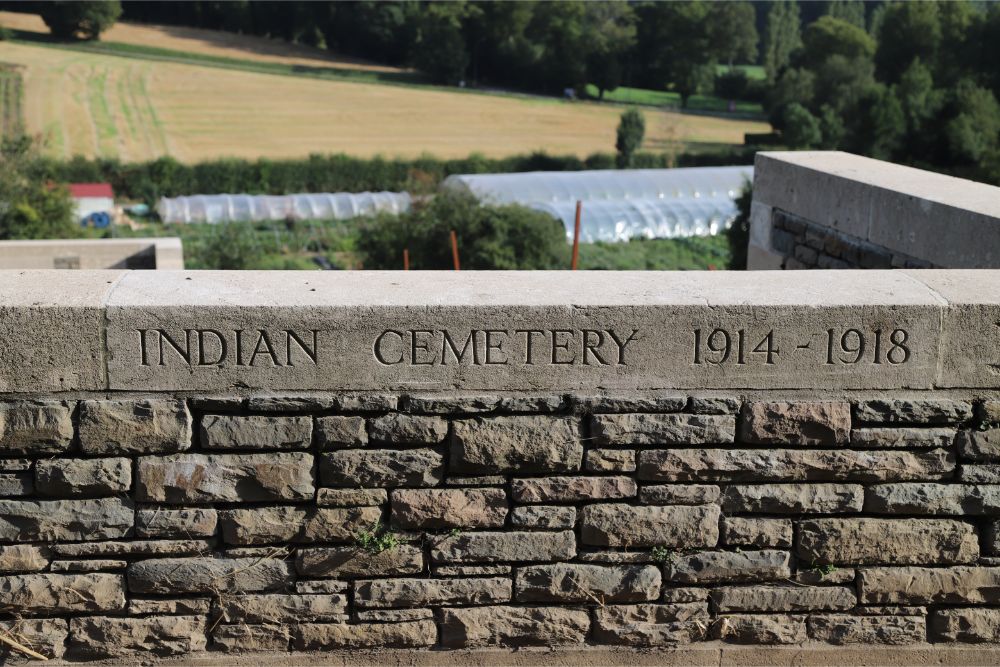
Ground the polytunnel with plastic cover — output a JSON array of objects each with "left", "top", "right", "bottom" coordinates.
[
  {"left": 441, "top": 166, "right": 753, "bottom": 242},
  {"left": 157, "top": 192, "right": 411, "bottom": 224}
]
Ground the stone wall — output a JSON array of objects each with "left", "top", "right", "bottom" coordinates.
[{"left": 0, "top": 238, "right": 183, "bottom": 270}]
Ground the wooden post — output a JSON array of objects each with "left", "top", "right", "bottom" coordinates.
[
  {"left": 450, "top": 230, "right": 460, "bottom": 271},
  {"left": 571, "top": 200, "right": 582, "bottom": 270},
  {"left": 403, "top": 248, "right": 410, "bottom": 271}
]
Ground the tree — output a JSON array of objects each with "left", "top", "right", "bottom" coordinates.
[
  {"left": 944, "top": 79, "right": 1000, "bottom": 165},
  {"left": 875, "top": 1, "right": 942, "bottom": 84},
  {"left": 763, "top": 2, "right": 802, "bottom": 82},
  {"left": 615, "top": 108, "right": 645, "bottom": 168},
  {"left": 709, "top": 2, "right": 758, "bottom": 67},
  {"left": 635, "top": 1, "right": 715, "bottom": 107},
  {"left": 583, "top": 2, "right": 637, "bottom": 98},
  {"left": 781, "top": 103, "right": 822, "bottom": 148},
  {"left": 0, "top": 137, "right": 79, "bottom": 241},
  {"left": 799, "top": 16, "right": 875, "bottom": 69},
  {"left": 824, "top": 0, "right": 866, "bottom": 29},
  {"left": 412, "top": 3, "right": 473, "bottom": 85},
  {"left": 39, "top": 1, "right": 122, "bottom": 41}
]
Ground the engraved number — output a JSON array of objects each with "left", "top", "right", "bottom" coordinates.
[
  {"left": 826, "top": 328, "right": 909, "bottom": 365},
  {"left": 694, "top": 329, "right": 779, "bottom": 366}
]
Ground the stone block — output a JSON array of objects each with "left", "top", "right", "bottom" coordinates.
[
  {"left": 316, "top": 416, "right": 368, "bottom": 448},
  {"left": 740, "top": 401, "right": 850, "bottom": 445},
  {"left": 711, "top": 584, "right": 856, "bottom": 612},
  {"left": 127, "top": 557, "right": 292, "bottom": 594},
  {"left": 0, "top": 545, "right": 48, "bottom": 573},
  {"left": 497, "top": 394, "right": 569, "bottom": 413},
  {"left": 637, "top": 448, "right": 954, "bottom": 482},
  {"left": 295, "top": 621, "right": 437, "bottom": 649},
  {"left": 354, "top": 576, "right": 511, "bottom": 608},
  {"left": 639, "top": 484, "right": 721, "bottom": 505},
  {"left": 858, "top": 566, "right": 1000, "bottom": 604},
  {"left": 0, "top": 573, "right": 125, "bottom": 614},
  {"left": 127, "top": 598, "right": 211, "bottom": 615},
  {"left": 807, "top": 614, "right": 925, "bottom": 645},
  {"left": 667, "top": 550, "right": 791, "bottom": 584},
  {"left": 370, "top": 414, "right": 448, "bottom": 444},
  {"left": 403, "top": 393, "right": 500, "bottom": 414},
  {"left": 515, "top": 563, "right": 660, "bottom": 603},
  {"left": 219, "top": 506, "right": 381, "bottom": 544},
  {"left": 0, "top": 401, "right": 73, "bottom": 454},
  {"left": 320, "top": 449, "right": 443, "bottom": 488},
  {"left": 450, "top": 416, "right": 581, "bottom": 474},
  {"left": 585, "top": 449, "right": 636, "bottom": 472},
  {"left": 797, "top": 518, "right": 979, "bottom": 565},
  {"left": 592, "top": 603, "right": 709, "bottom": 646},
  {"left": 0, "top": 618, "right": 67, "bottom": 660},
  {"left": 510, "top": 506, "right": 576, "bottom": 530},
  {"left": 200, "top": 414, "right": 311, "bottom": 450},
  {"left": 722, "top": 484, "right": 863, "bottom": 514},
  {"left": 855, "top": 399, "right": 973, "bottom": 424},
  {"left": 960, "top": 465, "right": 1000, "bottom": 483},
  {"left": 137, "top": 452, "right": 314, "bottom": 502},
  {"left": 355, "top": 608, "right": 434, "bottom": 623},
  {"left": 53, "top": 539, "right": 210, "bottom": 558},
  {"left": 0, "top": 498, "right": 133, "bottom": 542},
  {"left": 445, "top": 475, "right": 506, "bottom": 486},
  {"left": 35, "top": 457, "right": 131, "bottom": 497},
  {"left": 295, "top": 545, "right": 424, "bottom": 579},
  {"left": 851, "top": 427, "right": 955, "bottom": 448},
  {"left": 930, "top": 608, "right": 1000, "bottom": 642},
  {"left": 438, "top": 606, "right": 589, "bottom": 648},
  {"left": 716, "top": 614, "right": 808, "bottom": 644},
  {"left": 295, "top": 580, "right": 347, "bottom": 594},
  {"left": 866, "top": 483, "right": 1000, "bottom": 515},
  {"left": 580, "top": 503, "right": 719, "bottom": 548},
  {"left": 434, "top": 565, "right": 511, "bottom": 577},
  {"left": 136, "top": 508, "right": 218, "bottom": 538},
  {"left": 390, "top": 488, "right": 507, "bottom": 529},
  {"left": 721, "top": 518, "right": 793, "bottom": 548},
  {"left": 315, "top": 488, "right": 388, "bottom": 507},
  {"left": 0, "top": 472, "right": 31, "bottom": 497},
  {"left": 591, "top": 414, "right": 735, "bottom": 445},
  {"left": 79, "top": 399, "right": 191, "bottom": 454},
  {"left": 216, "top": 594, "right": 346, "bottom": 623},
  {"left": 512, "top": 476, "right": 636, "bottom": 503},
  {"left": 51, "top": 560, "right": 127, "bottom": 572},
  {"left": 956, "top": 428, "right": 1000, "bottom": 461},
  {"left": 212, "top": 625, "right": 291, "bottom": 653},
  {"left": 574, "top": 394, "right": 686, "bottom": 413},
  {"left": 431, "top": 530, "right": 575, "bottom": 563},
  {"left": 68, "top": 616, "right": 207, "bottom": 658},
  {"left": 689, "top": 396, "right": 741, "bottom": 414}
]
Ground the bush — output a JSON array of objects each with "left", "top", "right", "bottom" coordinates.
[
  {"left": 0, "top": 136, "right": 79, "bottom": 241},
  {"left": 714, "top": 70, "right": 750, "bottom": 100},
  {"left": 781, "top": 103, "right": 822, "bottom": 149},
  {"left": 615, "top": 108, "right": 646, "bottom": 168},
  {"left": 357, "top": 192, "right": 570, "bottom": 270},
  {"left": 726, "top": 180, "right": 753, "bottom": 270},
  {"left": 39, "top": 1, "right": 122, "bottom": 41}
]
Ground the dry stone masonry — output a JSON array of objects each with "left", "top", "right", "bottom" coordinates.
[{"left": 0, "top": 269, "right": 999, "bottom": 661}]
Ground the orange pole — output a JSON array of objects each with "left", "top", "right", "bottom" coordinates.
[
  {"left": 450, "top": 230, "right": 460, "bottom": 271},
  {"left": 403, "top": 248, "right": 410, "bottom": 271},
  {"left": 571, "top": 200, "right": 582, "bottom": 270}
]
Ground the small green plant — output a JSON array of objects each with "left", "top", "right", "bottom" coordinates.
[
  {"left": 651, "top": 546, "right": 677, "bottom": 565},
  {"left": 809, "top": 560, "right": 838, "bottom": 578},
  {"left": 355, "top": 522, "right": 400, "bottom": 555},
  {"left": 448, "top": 528, "right": 462, "bottom": 538}
]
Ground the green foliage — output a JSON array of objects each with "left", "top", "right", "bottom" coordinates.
[
  {"left": 800, "top": 16, "right": 875, "bottom": 69},
  {"left": 810, "top": 561, "right": 838, "bottom": 578},
  {"left": 875, "top": 1, "right": 943, "bottom": 84},
  {"left": 39, "top": 1, "right": 122, "bottom": 41},
  {"left": 650, "top": 546, "right": 677, "bottom": 565},
  {"left": 635, "top": 1, "right": 716, "bottom": 108},
  {"left": 412, "top": 3, "right": 471, "bottom": 85},
  {"left": 191, "top": 222, "right": 266, "bottom": 270},
  {"left": 0, "top": 136, "right": 79, "bottom": 241},
  {"left": 824, "top": 0, "right": 867, "bottom": 30},
  {"left": 577, "top": 235, "right": 731, "bottom": 271},
  {"left": 355, "top": 522, "right": 401, "bottom": 555},
  {"left": 726, "top": 181, "right": 752, "bottom": 270},
  {"left": 763, "top": 1, "right": 802, "bottom": 82},
  {"left": 781, "top": 103, "right": 822, "bottom": 149},
  {"left": 709, "top": 2, "right": 759, "bottom": 67},
  {"left": 615, "top": 108, "right": 645, "bottom": 168},
  {"left": 356, "top": 192, "right": 570, "bottom": 270},
  {"left": 945, "top": 79, "right": 1000, "bottom": 165}
]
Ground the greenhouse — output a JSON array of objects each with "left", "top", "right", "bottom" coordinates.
[
  {"left": 441, "top": 166, "right": 752, "bottom": 241},
  {"left": 157, "top": 192, "right": 411, "bottom": 225}
]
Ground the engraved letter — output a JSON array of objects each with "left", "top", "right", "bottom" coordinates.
[
  {"left": 411, "top": 329, "right": 436, "bottom": 366},
  {"left": 157, "top": 329, "right": 192, "bottom": 366},
  {"left": 197, "top": 329, "right": 227, "bottom": 366},
  {"left": 516, "top": 329, "right": 545, "bottom": 365},
  {"left": 581, "top": 329, "right": 608, "bottom": 365},
  {"left": 138, "top": 329, "right": 149, "bottom": 366},
  {"left": 607, "top": 328, "right": 640, "bottom": 365},
  {"left": 484, "top": 329, "right": 509, "bottom": 365},
  {"left": 286, "top": 329, "right": 319, "bottom": 366},
  {"left": 374, "top": 330, "right": 404, "bottom": 365},
  {"left": 442, "top": 330, "right": 478, "bottom": 365},
  {"left": 248, "top": 330, "right": 281, "bottom": 367},
  {"left": 551, "top": 329, "right": 577, "bottom": 365}
]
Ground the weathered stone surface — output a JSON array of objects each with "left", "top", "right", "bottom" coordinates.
[
  {"left": 591, "top": 414, "right": 735, "bottom": 445},
  {"left": 858, "top": 566, "right": 1000, "bottom": 604},
  {"left": 128, "top": 557, "right": 292, "bottom": 594},
  {"left": 990, "top": 521, "right": 1000, "bottom": 556},
  {"left": 200, "top": 414, "right": 311, "bottom": 450},
  {"left": 0, "top": 459, "right": 31, "bottom": 472},
  {"left": 0, "top": 401, "right": 73, "bottom": 454},
  {"left": 0, "top": 498, "right": 133, "bottom": 542},
  {"left": 434, "top": 564, "right": 511, "bottom": 577},
  {"left": 79, "top": 399, "right": 191, "bottom": 454},
  {"left": 403, "top": 393, "right": 499, "bottom": 414},
  {"left": 128, "top": 598, "right": 211, "bottom": 615},
  {"left": 852, "top": 427, "right": 955, "bottom": 448},
  {"left": 0, "top": 573, "right": 125, "bottom": 613},
  {"left": 586, "top": 449, "right": 636, "bottom": 472},
  {"left": 794, "top": 568, "right": 856, "bottom": 585},
  {"left": 51, "top": 559, "right": 127, "bottom": 572},
  {"left": 68, "top": 616, "right": 206, "bottom": 658},
  {"left": 716, "top": 614, "right": 808, "bottom": 644},
  {"left": 930, "top": 608, "right": 1000, "bottom": 642},
  {"left": 575, "top": 394, "right": 687, "bottom": 413},
  {"left": 592, "top": 603, "right": 709, "bottom": 646},
  {"left": 355, "top": 576, "right": 511, "bottom": 608},
  {"left": 356, "top": 608, "right": 434, "bottom": 623},
  {"left": 667, "top": 550, "right": 791, "bottom": 584},
  {"left": 497, "top": 394, "right": 568, "bottom": 413},
  {"left": 0, "top": 545, "right": 48, "bottom": 573},
  {"left": 515, "top": 563, "right": 660, "bottom": 603},
  {"left": 0, "top": 618, "right": 67, "bottom": 660},
  {"left": 855, "top": 399, "right": 973, "bottom": 424},
  {"left": 35, "top": 457, "right": 131, "bottom": 497},
  {"left": 722, "top": 484, "right": 863, "bottom": 514},
  {"left": 956, "top": 428, "right": 1000, "bottom": 461},
  {"left": 316, "top": 488, "right": 388, "bottom": 507},
  {"left": 510, "top": 505, "right": 576, "bottom": 530},
  {"left": 0, "top": 472, "right": 31, "bottom": 496},
  {"left": 295, "top": 580, "right": 347, "bottom": 594},
  {"left": 136, "top": 508, "right": 218, "bottom": 538},
  {"left": 711, "top": 585, "right": 856, "bottom": 612},
  {"left": 807, "top": 614, "right": 925, "bottom": 645},
  {"left": 445, "top": 475, "right": 506, "bottom": 486},
  {"left": 854, "top": 605, "right": 926, "bottom": 616},
  {"left": 985, "top": 401, "right": 1000, "bottom": 425},
  {"left": 431, "top": 530, "right": 575, "bottom": 563},
  {"left": 316, "top": 416, "right": 368, "bottom": 448},
  {"left": 512, "top": 476, "right": 636, "bottom": 503},
  {"left": 243, "top": 394, "right": 336, "bottom": 413},
  {"left": 663, "top": 587, "right": 710, "bottom": 603},
  {"left": 450, "top": 416, "right": 582, "bottom": 474},
  {"left": 690, "top": 396, "right": 741, "bottom": 414},
  {"left": 320, "top": 449, "right": 443, "bottom": 488},
  {"left": 137, "top": 452, "right": 314, "bottom": 502},
  {"left": 797, "top": 518, "right": 979, "bottom": 565},
  {"left": 639, "top": 485, "right": 721, "bottom": 505},
  {"left": 52, "top": 539, "right": 210, "bottom": 557},
  {"left": 370, "top": 414, "right": 448, "bottom": 444},
  {"left": 330, "top": 393, "right": 398, "bottom": 412},
  {"left": 638, "top": 448, "right": 954, "bottom": 482},
  {"left": 439, "top": 606, "right": 589, "bottom": 648},
  {"left": 220, "top": 506, "right": 381, "bottom": 544},
  {"left": 217, "top": 594, "right": 346, "bottom": 623},
  {"left": 295, "top": 620, "right": 436, "bottom": 649},
  {"left": 866, "top": 483, "right": 1000, "bottom": 515},
  {"left": 722, "top": 518, "right": 793, "bottom": 548},
  {"left": 390, "top": 488, "right": 507, "bottom": 529},
  {"left": 212, "top": 624, "right": 291, "bottom": 653},
  {"left": 740, "top": 402, "right": 850, "bottom": 445},
  {"left": 296, "top": 545, "right": 424, "bottom": 578},
  {"left": 960, "top": 465, "right": 1000, "bottom": 483},
  {"left": 580, "top": 503, "right": 720, "bottom": 548},
  {"left": 577, "top": 551, "right": 656, "bottom": 564}
]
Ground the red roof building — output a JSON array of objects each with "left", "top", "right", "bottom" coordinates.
[{"left": 68, "top": 183, "right": 114, "bottom": 199}]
